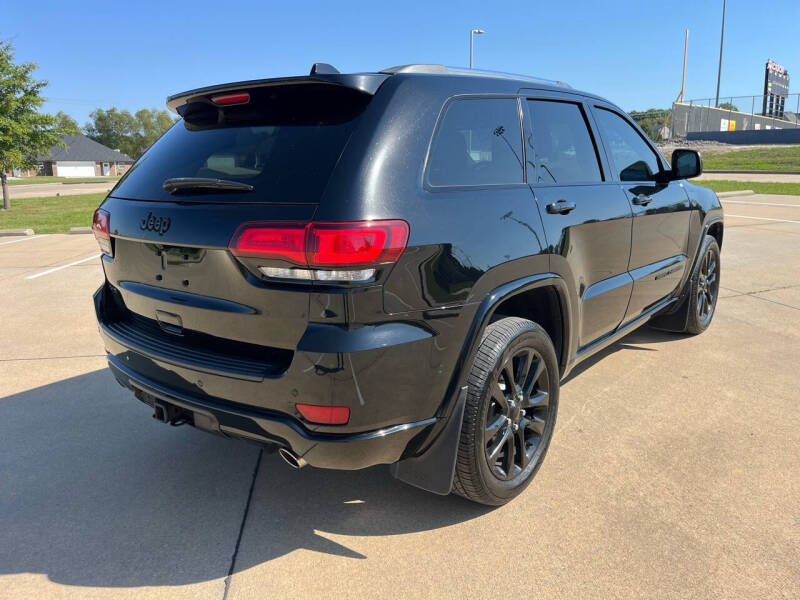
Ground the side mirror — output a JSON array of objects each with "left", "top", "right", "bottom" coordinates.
[{"left": 670, "top": 148, "right": 703, "bottom": 180}]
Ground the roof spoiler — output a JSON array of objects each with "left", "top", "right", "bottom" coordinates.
[{"left": 166, "top": 66, "right": 389, "bottom": 114}]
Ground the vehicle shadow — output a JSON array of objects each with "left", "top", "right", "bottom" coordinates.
[
  {"left": 0, "top": 369, "right": 491, "bottom": 589},
  {"left": 562, "top": 326, "right": 691, "bottom": 384}
]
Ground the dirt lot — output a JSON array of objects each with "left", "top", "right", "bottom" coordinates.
[{"left": 1, "top": 195, "right": 798, "bottom": 599}]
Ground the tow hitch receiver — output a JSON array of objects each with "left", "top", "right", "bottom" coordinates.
[
  {"left": 152, "top": 400, "right": 189, "bottom": 426},
  {"left": 132, "top": 386, "right": 190, "bottom": 426}
]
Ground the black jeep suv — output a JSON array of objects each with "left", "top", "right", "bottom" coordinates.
[{"left": 93, "top": 63, "right": 723, "bottom": 505}]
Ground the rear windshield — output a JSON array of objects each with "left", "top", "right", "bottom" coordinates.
[{"left": 111, "top": 83, "right": 371, "bottom": 203}]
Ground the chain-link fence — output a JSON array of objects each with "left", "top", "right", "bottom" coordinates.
[{"left": 671, "top": 94, "right": 800, "bottom": 139}]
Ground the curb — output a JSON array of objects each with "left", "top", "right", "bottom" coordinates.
[
  {"left": 0, "top": 228, "right": 34, "bottom": 237},
  {"left": 68, "top": 226, "right": 93, "bottom": 234},
  {"left": 717, "top": 190, "right": 755, "bottom": 198}
]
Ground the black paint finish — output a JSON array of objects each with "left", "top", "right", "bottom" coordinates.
[{"left": 93, "top": 67, "right": 723, "bottom": 478}]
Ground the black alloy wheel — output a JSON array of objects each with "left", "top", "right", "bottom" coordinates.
[
  {"left": 684, "top": 235, "right": 721, "bottom": 334},
  {"left": 696, "top": 244, "right": 719, "bottom": 326},
  {"left": 484, "top": 348, "right": 550, "bottom": 481},
  {"left": 453, "top": 317, "right": 559, "bottom": 506}
]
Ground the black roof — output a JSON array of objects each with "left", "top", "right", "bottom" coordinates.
[
  {"left": 379, "top": 64, "right": 571, "bottom": 88},
  {"left": 166, "top": 64, "right": 601, "bottom": 113},
  {"left": 38, "top": 134, "right": 133, "bottom": 163}
]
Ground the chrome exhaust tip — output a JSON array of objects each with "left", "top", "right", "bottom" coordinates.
[{"left": 278, "top": 447, "right": 307, "bottom": 469}]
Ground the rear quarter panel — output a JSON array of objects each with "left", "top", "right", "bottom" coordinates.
[
  {"left": 317, "top": 75, "right": 551, "bottom": 313},
  {"left": 313, "top": 75, "right": 552, "bottom": 416}
]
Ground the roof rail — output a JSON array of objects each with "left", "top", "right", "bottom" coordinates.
[
  {"left": 381, "top": 64, "right": 451, "bottom": 74},
  {"left": 380, "top": 64, "right": 570, "bottom": 88}
]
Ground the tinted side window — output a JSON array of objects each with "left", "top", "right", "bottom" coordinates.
[
  {"left": 594, "top": 108, "right": 661, "bottom": 182},
  {"left": 527, "top": 100, "right": 602, "bottom": 184},
  {"left": 427, "top": 98, "right": 523, "bottom": 186}
]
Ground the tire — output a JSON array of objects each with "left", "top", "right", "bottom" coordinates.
[
  {"left": 453, "top": 317, "right": 559, "bottom": 506},
  {"left": 685, "top": 235, "right": 721, "bottom": 335}
]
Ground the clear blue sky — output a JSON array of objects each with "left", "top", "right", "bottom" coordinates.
[{"left": 4, "top": 0, "right": 799, "bottom": 124}]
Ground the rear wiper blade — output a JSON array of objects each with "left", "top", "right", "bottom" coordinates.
[{"left": 163, "top": 177, "right": 254, "bottom": 194}]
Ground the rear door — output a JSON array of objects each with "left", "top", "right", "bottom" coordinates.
[
  {"left": 591, "top": 105, "right": 692, "bottom": 321},
  {"left": 523, "top": 95, "right": 634, "bottom": 348}
]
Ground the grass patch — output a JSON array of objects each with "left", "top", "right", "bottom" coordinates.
[
  {"left": 701, "top": 146, "right": 800, "bottom": 172},
  {"left": 7, "top": 176, "right": 120, "bottom": 186},
  {"left": 695, "top": 180, "right": 800, "bottom": 196},
  {"left": 0, "top": 193, "right": 106, "bottom": 233}
]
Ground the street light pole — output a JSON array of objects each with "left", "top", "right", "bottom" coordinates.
[
  {"left": 677, "top": 29, "right": 689, "bottom": 103},
  {"left": 715, "top": 0, "right": 726, "bottom": 107},
  {"left": 469, "top": 29, "right": 485, "bottom": 69}
]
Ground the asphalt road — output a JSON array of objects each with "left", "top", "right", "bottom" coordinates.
[
  {"left": 8, "top": 181, "right": 116, "bottom": 199},
  {"left": 1, "top": 195, "right": 798, "bottom": 599}
]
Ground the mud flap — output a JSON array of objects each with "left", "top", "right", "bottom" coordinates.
[
  {"left": 649, "top": 290, "right": 690, "bottom": 332},
  {"left": 390, "top": 386, "right": 467, "bottom": 495}
]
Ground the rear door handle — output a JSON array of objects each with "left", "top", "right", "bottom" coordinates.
[
  {"left": 546, "top": 199, "right": 576, "bottom": 214},
  {"left": 632, "top": 194, "right": 652, "bottom": 206}
]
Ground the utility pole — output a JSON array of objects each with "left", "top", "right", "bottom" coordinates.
[{"left": 715, "top": 0, "right": 726, "bottom": 107}]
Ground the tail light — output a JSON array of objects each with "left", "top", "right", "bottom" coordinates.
[
  {"left": 229, "top": 220, "right": 409, "bottom": 283},
  {"left": 308, "top": 222, "right": 408, "bottom": 266},
  {"left": 92, "top": 208, "right": 112, "bottom": 256},
  {"left": 296, "top": 403, "right": 350, "bottom": 425}
]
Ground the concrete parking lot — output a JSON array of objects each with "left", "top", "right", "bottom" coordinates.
[{"left": 1, "top": 195, "right": 798, "bottom": 599}]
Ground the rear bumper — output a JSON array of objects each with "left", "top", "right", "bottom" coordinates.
[
  {"left": 106, "top": 354, "right": 435, "bottom": 469},
  {"left": 94, "top": 284, "right": 447, "bottom": 469}
]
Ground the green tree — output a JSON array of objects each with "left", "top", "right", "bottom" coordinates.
[
  {"left": 0, "top": 40, "right": 76, "bottom": 210},
  {"left": 83, "top": 107, "right": 139, "bottom": 158},
  {"left": 629, "top": 108, "right": 671, "bottom": 141},
  {"left": 53, "top": 111, "right": 79, "bottom": 133},
  {"left": 135, "top": 108, "right": 175, "bottom": 152},
  {"left": 84, "top": 107, "right": 175, "bottom": 159},
  {"left": 717, "top": 102, "right": 739, "bottom": 112}
]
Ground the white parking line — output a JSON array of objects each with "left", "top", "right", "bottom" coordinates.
[
  {"left": 26, "top": 253, "right": 102, "bottom": 280},
  {"left": 722, "top": 200, "right": 800, "bottom": 208},
  {"left": 726, "top": 214, "right": 800, "bottom": 225},
  {"left": 0, "top": 234, "right": 47, "bottom": 246}
]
